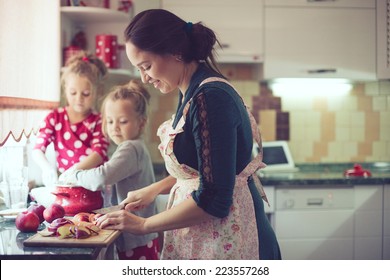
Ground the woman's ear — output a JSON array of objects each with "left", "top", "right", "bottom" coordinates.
[{"left": 174, "top": 55, "right": 183, "bottom": 62}]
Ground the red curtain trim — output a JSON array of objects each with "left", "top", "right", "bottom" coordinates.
[
  {"left": 0, "top": 97, "right": 59, "bottom": 109},
  {"left": 0, "top": 129, "right": 39, "bottom": 147}
]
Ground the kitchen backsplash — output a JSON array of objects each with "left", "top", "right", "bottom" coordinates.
[
  {"left": 1, "top": 67, "right": 389, "bottom": 173},
  {"left": 144, "top": 66, "right": 390, "bottom": 164}
]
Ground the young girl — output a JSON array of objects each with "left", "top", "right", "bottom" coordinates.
[
  {"left": 59, "top": 80, "right": 159, "bottom": 260},
  {"left": 32, "top": 52, "right": 109, "bottom": 187}
]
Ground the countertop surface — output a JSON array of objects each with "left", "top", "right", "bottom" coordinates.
[
  {"left": 154, "top": 162, "right": 390, "bottom": 187},
  {"left": 258, "top": 162, "right": 390, "bottom": 187},
  {"left": 0, "top": 219, "right": 106, "bottom": 260}
]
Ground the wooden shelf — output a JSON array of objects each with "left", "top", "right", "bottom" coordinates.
[{"left": 61, "top": 6, "right": 131, "bottom": 23}]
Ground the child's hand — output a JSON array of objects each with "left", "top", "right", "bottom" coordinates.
[
  {"left": 123, "top": 186, "right": 157, "bottom": 211},
  {"left": 42, "top": 167, "right": 58, "bottom": 188},
  {"left": 58, "top": 167, "right": 78, "bottom": 185}
]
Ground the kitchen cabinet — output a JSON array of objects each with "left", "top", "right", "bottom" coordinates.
[
  {"left": 161, "top": 0, "right": 264, "bottom": 63},
  {"left": 274, "top": 184, "right": 386, "bottom": 260},
  {"left": 353, "top": 185, "right": 383, "bottom": 260},
  {"left": 263, "top": 0, "right": 376, "bottom": 81},
  {"left": 377, "top": 0, "right": 390, "bottom": 79},
  {"left": 274, "top": 187, "right": 355, "bottom": 260},
  {"left": 60, "top": 5, "right": 136, "bottom": 83},
  {"left": 384, "top": 184, "right": 390, "bottom": 260}
]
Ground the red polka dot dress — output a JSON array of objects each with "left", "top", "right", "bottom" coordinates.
[{"left": 34, "top": 107, "right": 109, "bottom": 173}]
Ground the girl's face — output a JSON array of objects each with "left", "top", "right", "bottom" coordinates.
[
  {"left": 64, "top": 74, "right": 95, "bottom": 116},
  {"left": 126, "top": 42, "right": 182, "bottom": 94},
  {"left": 104, "top": 98, "right": 145, "bottom": 145}
]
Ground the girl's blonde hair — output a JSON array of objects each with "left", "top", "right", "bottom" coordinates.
[
  {"left": 61, "top": 51, "right": 108, "bottom": 97},
  {"left": 101, "top": 79, "right": 151, "bottom": 136}
]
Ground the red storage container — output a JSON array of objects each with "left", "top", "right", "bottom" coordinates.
[
  {"left": 95, "top": 34, "right": 118, "bottom": 69},
  {"left": 63, "top": 46, "right": 82, "bottom": 66}
]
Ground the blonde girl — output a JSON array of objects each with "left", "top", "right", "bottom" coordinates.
[
  {"left": 32, "top": 52, "right": 109, "bottom": 187},
  {"left": 59, "top": 80, "right": 159, "bottom": 260}
]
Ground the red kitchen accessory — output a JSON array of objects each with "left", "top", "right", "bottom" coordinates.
[
  {"left": 51, "top": 185, "right": 103, "bottom": 216},
  {"left": 63, "top": 46, "right": 83, "bottom": 66},
  {"left": 343, "top": 164, "right": 372, "bottom": 178},
  {"left": 95, "top": 34, "right": 118, "bottom": 69}
]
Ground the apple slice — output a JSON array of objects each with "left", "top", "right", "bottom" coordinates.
[
  {"left": 38, "top": 228, "right": 55, "bottom": 237},
  {"left": 57, "top": 224, "right": 74, "bottom": 239},
  {"left": 73, "top": 225, "right": 91, "bottom": 239},
  {"left": 86, "top": 224, "right": 100, "bottom": 235}
]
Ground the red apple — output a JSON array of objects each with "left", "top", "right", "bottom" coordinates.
[
  {"left": 43, "top": 203, "right": 65, "bottom": 223},
  {"left": 15, "top": 211, "right": 40, "bottom": 232},
  {"left": 27, "top": 204, "right": 46, "bottom": 223},
  {"left": 73, "top": 212, "right": 91, "bottom": 223}
]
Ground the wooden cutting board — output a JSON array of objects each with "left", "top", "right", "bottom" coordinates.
[{"left": 23, "top": 229, "right": 121, "bottom": 248}]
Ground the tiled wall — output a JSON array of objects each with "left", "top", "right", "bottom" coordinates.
[{"left": 144, "top": 72, "right": 390, "bottom": 164}]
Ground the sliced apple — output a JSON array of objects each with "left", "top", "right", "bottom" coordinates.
[
  {"left": 57, "top": 224, "right": 74, "bottom": 239},
  {"left": 86, "top": 224, "right": 100, "bottom": 235},
  {"left": 74, "top": 225, "right": 91, "bottom": 239},
  {"left": 38, "top": 228, "right": 55, "bottom": 237}
]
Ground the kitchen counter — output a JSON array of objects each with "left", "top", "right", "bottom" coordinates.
[
  {"left": 154, "top": 162, "right": 390, "bottom": 187},
  {"left": 258, "top": 162, "right": 390, "bottom": 187},
  {"left": 0, "top": 219, "right": 108, "bottom": 260}
]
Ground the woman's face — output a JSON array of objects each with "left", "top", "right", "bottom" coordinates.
[{"left": 126, "top": 42, "right": 182, "bottom": 94}]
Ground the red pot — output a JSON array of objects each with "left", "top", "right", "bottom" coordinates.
[{"left": 52, "top": 185, "right": 103, "bottom": 216}]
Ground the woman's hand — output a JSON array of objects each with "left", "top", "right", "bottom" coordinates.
[
  {"left": 122, "top": 185, "right": 159, "bottom": 211},
  {"left": 95, "top": 210, "right": 146, "bottom": 235}
]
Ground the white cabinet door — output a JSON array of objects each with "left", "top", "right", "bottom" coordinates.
[
  {"left": 377, "top": 0, "right": 390, "bottom": 79},
  {"left": 384, "top": 184, "right": 390, "bottom": 260},
  {"left": 162, "top": 0, "right": 264, "bottom": 63},
  {"left": 264, "top": 0, "right": 376, "bottom": 80},
  {"left": 353, "top": 185, "right": 384, "bottom": 260}
]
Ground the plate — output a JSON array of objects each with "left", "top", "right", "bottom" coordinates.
[{"left": 0, "top": 208, "right": 27, "bottom": 219}]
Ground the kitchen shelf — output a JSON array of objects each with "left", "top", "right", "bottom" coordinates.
[{"left": 61, "top": 6, "right": 130, "bottom": 23}]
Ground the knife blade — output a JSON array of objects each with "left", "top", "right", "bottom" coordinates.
[{"left": 92, "top": 204, "right": 124, "bottom": 214}]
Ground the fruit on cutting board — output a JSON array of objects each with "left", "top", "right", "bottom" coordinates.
[
  {"left": 15, "top": 211, "right": 40, "bottom": 233},
  {"left": 38, "top": 212, "right": 101, "bottom": 239},
  {"left": 43, "top": 203, "right": 65, "bottom": 223}
]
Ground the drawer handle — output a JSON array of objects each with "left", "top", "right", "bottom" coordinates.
[
  {"left": 307, "top": 198, "right": 323, "bottom": 206},
  {"left": 307, "top": 69, "right": 337, "bottom": 74},
  {"left": 307, "top": 0, "right": 336, "bottom": 2}
]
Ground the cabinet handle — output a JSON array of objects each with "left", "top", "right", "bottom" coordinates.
[
  {"left": 307, "top": 0, "right": 336, "bottom": 2},
  {"left": 307, "top": 198, "right": 323, "bottom": 206},
  {"left": 307, "top": 69, "right": 337, "bottom": 74}
]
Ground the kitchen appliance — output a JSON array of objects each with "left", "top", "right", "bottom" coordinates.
[
  {"left": 274, "top": 187, "right": 355, "bottom": 259},
  {"left": 95, "top": 34, "right": 118, "bottom": 69},
  {"left": 253, "top": 141, "right": 299, "bottom": 174},
  {"left": 52, "top": 185, "right": 103, "bottom": 216}
]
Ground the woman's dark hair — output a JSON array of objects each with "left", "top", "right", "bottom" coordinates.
[{"left": 124, "top": 9, "right": 222, "bottom": 74}]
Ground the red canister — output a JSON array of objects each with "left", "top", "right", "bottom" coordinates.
[
  {"left": 63, "top": 46, "right": 82, "bottom": 66},
  {"left": 95, "top": 34, "right": 118, "bottom": 69}
]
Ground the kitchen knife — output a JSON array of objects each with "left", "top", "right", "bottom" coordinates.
[{"left": 92, "top": 204, "right": 124, "bottom": 214}]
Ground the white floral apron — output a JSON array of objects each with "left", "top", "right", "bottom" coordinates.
[{"left": 157, "top": 77, "right": 268, "bottom": 260}]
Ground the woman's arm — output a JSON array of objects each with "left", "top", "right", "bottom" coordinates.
[{"left": 97, "top": 196, "right": 212, "bottom": 234}]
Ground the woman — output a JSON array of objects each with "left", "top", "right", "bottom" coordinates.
[{"left": 96, "top": 9, "right": 281, "bottom": 260}]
